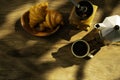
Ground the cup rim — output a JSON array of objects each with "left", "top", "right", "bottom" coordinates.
[{"left": 71, "top": 40, "right": 90, "bottom": 58}]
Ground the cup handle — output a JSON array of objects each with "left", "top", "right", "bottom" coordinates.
[
  {"left": 87, "top": 53, "right": 94, "bottom": 58},
  {"left": 87, "top": 49, "right": 97, "bottom": 58},
  {"left": 87, "top": 48, "right": 101, "bottom": 59}
]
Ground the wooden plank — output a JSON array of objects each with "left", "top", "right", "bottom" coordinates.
[{"left": 0, "top": 0, "right": 120, "bottom": 80}]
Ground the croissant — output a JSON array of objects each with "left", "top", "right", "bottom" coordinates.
[
  {"left": 39, "top": 10, "right": 63, "bottom": 31},
  {"left": 29, "top": 2, "right": 48, "bottom": 28},
  {"left": 29, "top": 2, "right": 63, "bottom": 32}
]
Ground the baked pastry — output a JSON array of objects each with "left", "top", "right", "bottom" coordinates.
[
  {"left": 29, "top": 2, "right": 48, "bottom": 28},
  {"left": 29, "top": 2, "right": 63, "bottom": 32}
]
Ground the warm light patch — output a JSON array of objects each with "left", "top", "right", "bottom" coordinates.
[
  {"left": 0, "top": 4, "right": 33, "bottom": 39},
  {"left": 44, "top": 65, "right": 79, "bottom": 80}
]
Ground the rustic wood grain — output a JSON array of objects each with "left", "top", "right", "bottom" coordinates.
[{"left": 0, "top": 0, "right": 120, "bottom": 80}]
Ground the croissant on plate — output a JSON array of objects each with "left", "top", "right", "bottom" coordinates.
[{"left": 29, "top": 2, "right": 63, "bottom": 32}]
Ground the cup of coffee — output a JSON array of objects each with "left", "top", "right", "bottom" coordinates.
[
  {"left": 71, "top": 40, "right": 93, "bottom": 59},
  {"left": 71, "top": 38, "right": 104, "bottom": 59}
]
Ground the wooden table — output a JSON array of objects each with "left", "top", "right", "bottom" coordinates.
[{"left": 0, "top": 0, "right": 120, "bottom": 80}]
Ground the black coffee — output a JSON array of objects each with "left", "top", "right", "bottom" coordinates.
[{"left": 72, "top": 41, "right": 88, "bottom": 56}]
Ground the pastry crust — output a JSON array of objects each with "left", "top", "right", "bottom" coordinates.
[{"left": 29, "top": 2, "right": 63, "bottom": 32}]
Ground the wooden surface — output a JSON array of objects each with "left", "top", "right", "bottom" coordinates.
[{"left": 0, "top": 0, "right": 120, "bottom": 80}]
